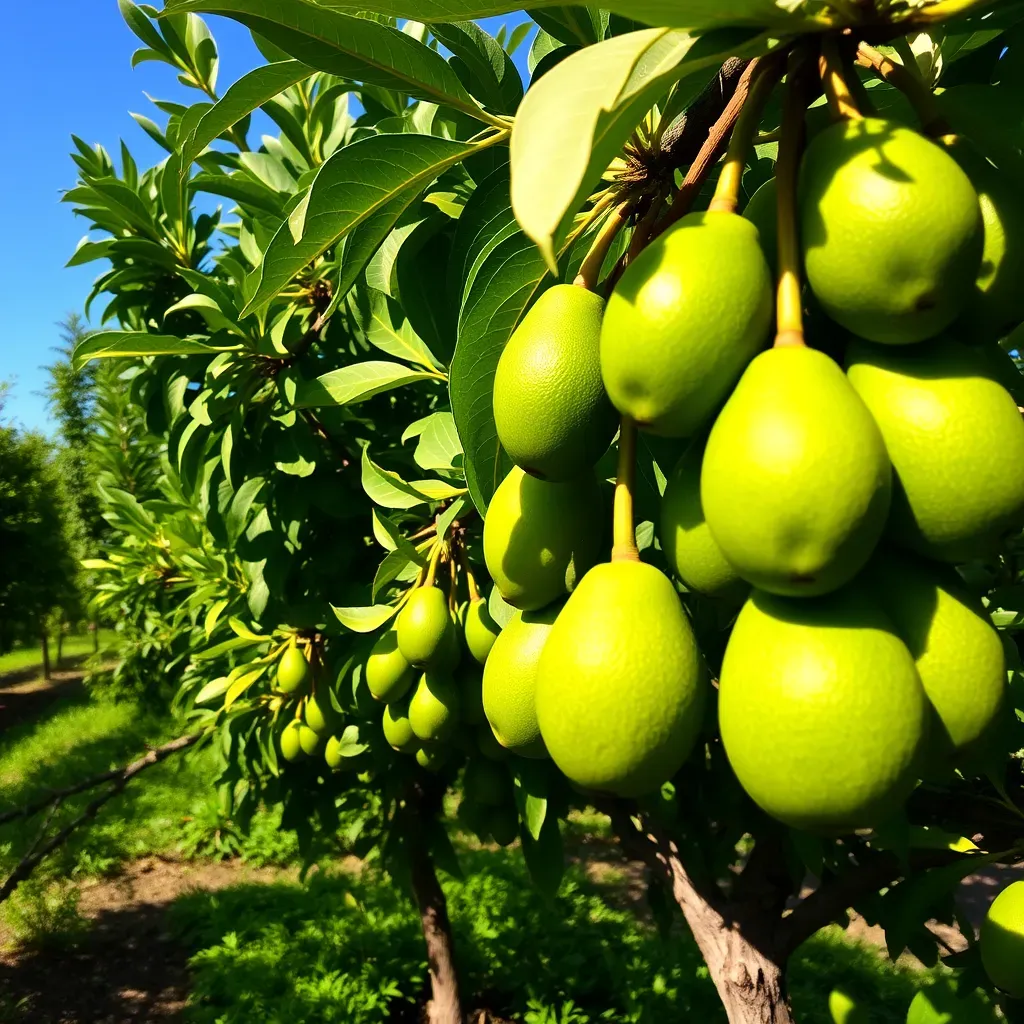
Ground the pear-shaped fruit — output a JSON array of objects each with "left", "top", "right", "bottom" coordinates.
[
  {"left": 800, "top": 117, "right": 982, "bottom": 344},
  {"left": 409, "top": 671, "right": 461, "bottom": 743},
  {"left": 484, "top": 467, "right": 602, "bottom": 611},
  {"left": 829, "top": 989, "right": 868, "bottom": 1024},
  {"left": 464, "top": 597, "right": 501, "bottom": 664},
  {"left": 397, "top": 586, "right": 451, "bottom": 667},
  {"left": 906, "top": 980, "right": 1001, "bottom": 1024},
  {"left": 431, "top": 615, "right": 462, "bottom": 675},
  {"left": 276, "top": 645, "right": 309, "bottom": 694},
  {"left": 601, "top": 210, "right": 773, "bottom": 437},
  {"left": 464, "top": 758, "right": 507, "bottom": 807},
  {"left": 946, "top": 137, "right": 1024, "bottom": 343},
  {"left": 297, "top": 723, "right": 321, "bottom": 757},
  {"left": 536, "top": 560, "right": 706, "bottom": 797},
  {"left": 702, "top": 347, "right": 891, "bottom": 596},
  {"left": 280, "top": 719, "right": 304, "bottom": 762},
  {"left": 846, "top": 337, "right": 1024, "bottom": 561},
  {"left": 493, "top": 283, "right": 616, "bottom": 480},
  {"left": 366, "top": 628, "right": 415, "bottom": 703},
  {"left": 324, "top": 734, "right": 346, "bottom": 771},
  {"left": 719, "top": 587, "right": 928, "bottom": 832},
  {"left": 382, "top": 695, "right": 418, "bottom": 753},
  {"left": 660, "top": 442, "right": 748, "bottom": 602},
  {"left": 458, "top": 663, "right": 485, "bottom": 726},
  {"left": 416, "top": 744, "right": 450, "bottom": 772},
  {"left": 862, "top": 549, "right": 1005, "bottom": 767},
  {"left": 304, "top": 692, "right": 340, "bottom": 736},
  {"left": 980, "top": 880, "right": 1024, "bottom": 997},
  {"left": 482, "top": 603, "right": 560, "bottom": 759}
]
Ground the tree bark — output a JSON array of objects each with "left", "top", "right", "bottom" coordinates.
[
  {"left": 56, "top": 626, "right": 64, "bottom": 667},
  {"left": 40, "top": 631, "right": 51, "bottom": 680},
  {"left": 405, "top": 784, "right": 464, "bottom": 1024},
  {"left": 90, "top": 622, "right": 98, "bottom": 654}
]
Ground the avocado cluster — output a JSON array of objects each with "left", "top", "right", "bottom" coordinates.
[{"left": 480, "top": 111, "right": 1024, "bottom": 829}]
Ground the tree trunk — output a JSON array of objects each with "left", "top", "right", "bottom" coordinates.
[
  {"left": 40, "top": 632, "right": 51, "bottom": 680},
  {"left": 56, "top": 627, "right": 64, "bottom": 667},
  {"left": 90, "top": 623, "right": 98, "bottom": 654}
]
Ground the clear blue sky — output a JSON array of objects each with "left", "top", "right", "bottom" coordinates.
[{"left": 0, "top": 2, "right": 531, "bottom": 435}]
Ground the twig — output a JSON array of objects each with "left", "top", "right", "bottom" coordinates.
[{"left": 855, "top": 40, "right": 950, "bottom": 137}]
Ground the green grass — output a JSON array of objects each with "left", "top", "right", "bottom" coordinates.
[{"left": 0, "top": 631, "right": 115, "bottom": 678}]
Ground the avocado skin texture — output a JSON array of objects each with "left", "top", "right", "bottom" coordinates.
[
  {"left": 719, "top": 587, "right": 928, "bottom": 833},
  {"left": 276, "top": 646, "right": 309, "bottom": 694},
  {"left": 946, "top": 136, "right": 1024, "bottom": 344},
  {"left": 860, "top": 548, "right": 1005, "bottom": 769},
  {"left": 397, "top": 586, "right": 452, "bottom": 667},
  {"left": 484, "top": 466, "right": 603, "bottom": 611},
  {"left": 702, "top": 347, "right": 891, "bottom": 597},
  {"left": 535, "top": 561, "right": 706, "bottom": 798},
  {"left": 280, "top": 720, "right": 304, "bottom": 762},
  {"left": 383, "top": 694, "right": 418, "bottom": 753},
  {"left": 600, "top": 210, "right": 773, "bottom": 437},
  {"left": 980, "top": 880, "right": 1024, "bottom": 998},
  {"left": 846, "top": 336, "right": 1024, "bottom": 562},
  {"left": 409, "top": 671, "right": 461, "bottom": 743},
  {"left": 366, "top": 628, "right": 415, "bottom": 704},
  {"left": 464, "top": 598, "right": 500, "bottom": 665},
  {"left": 742, "top": 177, "right": 778, "bottom": 279},
  {"left": 659, "top": 442, "right": 748, "bottom": 603},
  {"left": 493, "top": 284, "right": 616, "bottom": 480},
  {"left": 800, "top": 118, "right": 983, "bottom": 345}
]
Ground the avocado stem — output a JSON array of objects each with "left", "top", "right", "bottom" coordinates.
[
  {"left": 612, "top": 416, "right": 641, "bottom": 563},
  {"left": 774, "top": 53, "right": 810, "bottom": 349},
  {"left": 710, "top": 58, "right": 782, "bottom": 215},
  {"left": 819, "top": 36, "right": 862, "bottom": 122},
  {"left": 424, "top": 541, "right": 444, "bottom": 588},
  {"left": 855, "top": 41, "right": 951, "bottom": 138},
  {"left": 455, "top": 543, "right": 481, "bottom": 603},
  {"left": 574, "top": 202, "right": 632, "bottom": 292}
]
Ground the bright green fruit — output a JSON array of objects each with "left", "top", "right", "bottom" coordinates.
[
  {"left": 431, "top": 616, "right": 462, "bottom": 675},
  {"left": 493, "top": 283, "right": 616, "bottom": 480},
  {"left": 829, "top": 989, "right": 868, "bottom": 1024},
  {"left": 484, "top": 467, "right": 602, "bottom": 611},
  {"left": 280, "top": 720, "right": 304, "bottom": 762},
  {"left": 702, "top": 347, "right": 891, "bottom": 596},
  {"left": 324, "top": 734, "right": 346, "bottom": 771},
  {"left": 464, "top": 598, "right": 501, "bottom": 665},
  {"left": 800, "top": 118, "right": 982, "bottom": 344},
  {"left": 601, "top": 210, "right": 772, "bottom": 437},
  {"left": 416, "top": 744, "right": 450, "bottom": 772},
  {"left": 477, "top": 724, "right": 510, "bottom": 761},
  {"left": 488, "top": 804, "right": 519, "bottom": 847},
  {"left": 847, "top": 337, "right": 1024, "bottom": 561},
  {"left": 980, "top": 880, "right": 1024, "bottom": 997},
  {"left": 383, "top": 696, "right": 418, "bottom": 753},
  {"left": 464, "top": 758, "right": 507, "bottom": 806},
  {"left": 660, "top": 443, "right": 748, "bottom": 603},
  {"left": 862, "top": 549, "right": 1005, "bottom": 766},
  {"left": 947, "top": 137, "right": 1024, "bottom": 343},
  {"left": 719, "top": 587, "right": 927, "bottom": 832},
  {"left": 397, "top": 586, "right": 451, "bottom": 667},
  {"left": 276, "top": 645, "right": 309, "bottom": 694},
  {"left": 366, "top": 629, "right": 414, "bottom": 703},
  {"left": 298, "top": 723, "right": 321, "bottom": 757},
  {"left": 482, "top": 603, "right": 561, "bottom": 759},
  {"left": 536, "top": 561, "right": 706, "bottom": 797},
  {"left": 742, "top": 177, "right": 777, "bottom": 278},
  {"left": 907, "top": 980, "right": 1002, "bottom": 1023},
  {"left": 458, "top": 663, "right": 485, "bottom": 726},
  {"left": 409, "top": 672, "right": 461, "bottom": 743},
  {"left": 304, "top": 693, "right": 339, "bottom": 736}
]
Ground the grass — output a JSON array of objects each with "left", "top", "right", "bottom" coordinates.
[{"left": 0, "top": 630, "right": 115, "bottom": 679}]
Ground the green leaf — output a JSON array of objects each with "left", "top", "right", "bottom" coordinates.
[
  {"left": 361, "top": 447, "right": 433, "bottom": 509},
  {"left": 436, "top": 495, "right": 468, "bottom": 539},
  {"left": 295, "top": 360, "right": 442, "bottom": 408},
  {"left": 195, "top": 676, "right": 231, "bottom": 703},
  {"left": 193, "top": 635, "right": 259, "bottom": 660},
  {"left": 510, "top": 27, "right": 776, "bottom": 269},
  {"left": 177, "top": 60, "right": 314, "bottom": 173},
  {"left": 358, "top": 290, "right": 443, "bottom": 370},
  {"left": 242, "top": 133, "right": 482, "bottom": 315},
  {"left": 431, "top": 21, "right": 523, "bottom": 114},
  {"left": 520, "top": 815, "right": 564, "bottom": 899},
  {"left": 73, "top": 331, "right": 236, "bottom": 369},
  {"left": 162, "top": 0, "right": 496, "bottom": 122},
  {"left": 373, "top": 549, "right": 418, "bottom": 599},
  {"left": 331, "top": 603, "right": 399, "bottom": 632},
  {"left": 226, "top": 477, "right": 265, "bottom": 544},
  {"left": 411, "top": 411, "right": 463, "bottom": 471}
]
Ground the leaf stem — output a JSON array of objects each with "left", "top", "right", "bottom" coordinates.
[
  {"left": 612, "top": 417, "right": 640, "bottom": 563},
  {"left": 455, "top": 544, "right": 481, "bottom": 603},
  {"left": 424, "top": 540, "right": 444, "bottom": 588},
  {"left": 574, "top": 202, "right": 631, "bottom": 291},
  {"left": 820, "top": 36, "right": 862, "bottom": 121},
  {"left": 856, "top": 41, "right": 950, "bottom": 137},
  {"left": 710, "top": 58, "right": 781, "bottom": 215}
]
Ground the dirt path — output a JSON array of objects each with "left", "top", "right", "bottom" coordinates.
[{"left": 0, "top": 665, "right": 90, "bottom": 733}]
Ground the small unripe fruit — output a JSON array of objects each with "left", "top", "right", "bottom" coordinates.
[
  {"left": 276, "top": 645, "right": 309, "bottom": 694},
  {"left": 366, "top": 629, "right": 415, "bottom": 703},
  {"left": 464, "top": 598, "right": 501, "bottom": 665},
  {"left": 280, "top": 720, "right": 304, "bottom": 762},
  {"left": 397, "top": 586, "right": 451, "bottom": 667}
]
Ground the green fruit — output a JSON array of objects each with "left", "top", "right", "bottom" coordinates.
[
  {"left": 601, "top": 210, "right": 773, "bottom": 437},
  {"left": 324, "top": 734, "right": 345, "bottom": 770},
  {"left": 980, "top": 880, "right": 1024, "bottom": 997},
  {"left": 409, "top": 672, "right": 461, "bottom": 743},
  {"left": 660, "top": 442, "right": 748, "bottom": 602},
  {"left": 304, "top": 693, "right": 339, "bottom": 736},
  {"left": 464, "top": 598, "right": 501, "bottom": 665},
  {"left": 947, "top": 137, "right": 1024, "bottom": 343},
  {"left": 416, "top": 744, "right": 450, "bottom": 772},
  {"left": 366, "top": 628, "right": 415, "bottom": 703},
  {"left": 477, "top": 724, "right": 510, "bottom": 761},
  {"left": 487, "top": 804, "right": 519, "bottom": 847},
  {"left": 536, "top": 560, "right": 706, "bottom": 797},
  {"left": 280, "top": 719, "right": 304, "bottom": 762},
  {"left": 464, "top": 758, "right": 507, "bottom": 807},
  {"left": 431, "top": 616, "right": 463, "bottom": 675},
  {"left": 383, "top": 695, "right": 418, "bottom": 753},
  {"left": 277, "top": 645, "right": 310, "bottom": 694},
  {"left": 702, "top": 347, "right": 891, "bottom": 596},
  {"left": 907, "top": 980, "right": 1002, "bottom": 1023},
  {"left": 862, "top": 549, "right": 1005, "bottom": 766},
  {"left": 719, "top": 587, "right": 928, "bottom": 832},
  {"left": 458, "top": 663, "right": 485, "bottom": 726},
  {"left": 742, "top": 176, "right": 777, "bottom": 278},
  {"left": 847, "top": 336, "right": 1024, "bottom": 561},
  {"left": 800, "top": 117, "right": 982, "bottom": 344},
  {"left": 484, "top": 466, "right": 603, "bottom": 611},
  {"left": 829, "top": 989, "right": 868, "bottom": 1024},
  {"left": 298, "top": 723, "right": 322, "bottom": 757},
  {"left": 482, "top": 603, "right": 561, "bottom": 759},
  {"left": 493, "top": 283, "right": 616, "bottom": 480},
  {"left": 397, "top": 586, "right": 451, "bottom": 667}
]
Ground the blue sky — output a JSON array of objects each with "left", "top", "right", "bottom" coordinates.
[{"left": 0, "top": 3, "right": 531, "bottom": 435}]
